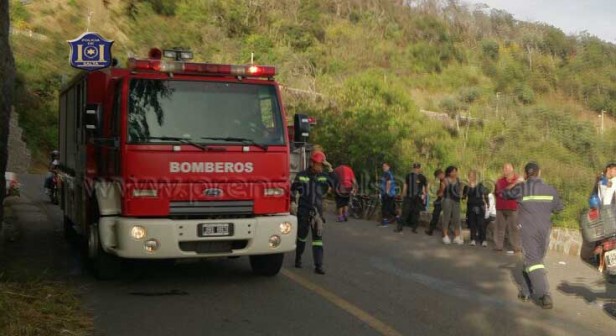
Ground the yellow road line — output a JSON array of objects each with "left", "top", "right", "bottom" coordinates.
[{"left": 281, "top": 269, "right": 403, "bottom": 336}]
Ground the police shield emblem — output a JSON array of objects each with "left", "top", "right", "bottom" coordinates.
[{"left": 68, "top": 32, "right": 114, "bottom": 71}]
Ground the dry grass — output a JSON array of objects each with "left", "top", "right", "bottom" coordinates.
[
  {"left": 0, "top": 279, "right": 93, "bottom": 336},
  {"left": 1, "top": 204, "right": 92, "bottom": 336}
]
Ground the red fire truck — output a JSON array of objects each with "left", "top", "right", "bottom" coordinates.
[{"left": 58, "top": 48, "right": 302, "bottom": 279}]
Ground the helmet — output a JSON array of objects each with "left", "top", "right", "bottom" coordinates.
[
  {"left": 589, "top": 194, "right": 601, "bottom": 209},
  {"left": 311, "top": 151, "right": 326, "bottom": 164},
  {"left": 51, "top": 150, "right": 59, "bottom": 159}
]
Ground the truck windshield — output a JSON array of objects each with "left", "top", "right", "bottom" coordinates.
[{"left": 127, "top": 79, "right": 285, "bottom": 146}]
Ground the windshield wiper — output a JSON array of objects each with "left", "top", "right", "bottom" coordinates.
[
  {"left": 200, "top": 137, "right": 268, "bottom": 151},
  {"left": 146, "top": 136, "right": 208, "bottom": 151}
]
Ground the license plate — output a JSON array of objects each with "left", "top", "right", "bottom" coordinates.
[
  {"left": 606, "top": 250, "right": 616, "bottom": 268},
  {"left": 198, "top": 223, "right": 233, "bottom": 237}
]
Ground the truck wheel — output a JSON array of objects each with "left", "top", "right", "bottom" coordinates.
[
  {"left": 250, "top": 253, "right": 284, "bottom": 276},
  {"left": 87, "top": 223, "right": 121, "bottom": 280},
  {"left": 63, "top": 216, "right": 75, "bottom": 241}
]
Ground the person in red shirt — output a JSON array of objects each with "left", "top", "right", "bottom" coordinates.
[
  {"left": 333, "top": 165, "right": 357, "bottom": 222},
  {"left": 494, "top": 163, "right": 523, "bottom": 252}
]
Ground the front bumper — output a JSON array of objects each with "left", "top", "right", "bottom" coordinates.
[{"left": 98, "top": 215, "right": 297, "bottom": 259}]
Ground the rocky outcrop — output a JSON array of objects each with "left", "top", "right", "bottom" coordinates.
[{"left": 6, "top": 108, "right": 31, "bottom": 173}]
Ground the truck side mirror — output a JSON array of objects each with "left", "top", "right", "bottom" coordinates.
[
  {"left": 84, "top": 104, "right": 102, "bottom": 135},
  {"left": 293, "top": 113, "right": 310, "bottom": 144}
]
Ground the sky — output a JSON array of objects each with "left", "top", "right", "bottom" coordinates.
[{"left": 464, "top": 0, "right": 616, "bottom": 43}]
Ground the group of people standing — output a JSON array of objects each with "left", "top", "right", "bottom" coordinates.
[
  {"left": 379, "top": 161, "right": 563, "bottom": 308},
  {"left": 291, "top": 151, "right": 563, "bottom": 309},
  {"left": 381, "top": 162, "right": 521, "bottom": 250}
]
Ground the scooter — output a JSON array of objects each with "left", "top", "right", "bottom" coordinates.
[
  {"left": 594, "top": 235, "right": 616, "bottom": 284},
  {"left": 582, "top": 202, "right": 616, "bottom": 284}
]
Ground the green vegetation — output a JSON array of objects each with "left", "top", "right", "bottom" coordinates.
[{"left": 9, "top": 0, "right": 616, "bottom": 227}]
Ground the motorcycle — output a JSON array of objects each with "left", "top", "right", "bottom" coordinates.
[
  {"left": 44, "top": 158, "right": 60, "bottom": 205},
  {"left": 49, "top": 170, "right": 59, "bottom": 205},
  {"left": 581, "top": 203, "right": 616, "bottom": 284}
]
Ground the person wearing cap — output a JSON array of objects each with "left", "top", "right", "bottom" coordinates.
[
  {"left": 396, "top": 163, "right": 427, "bottom": 233},
  {"left": 290, "top": 151, "right": 334, "bottom": 275},
  {"left": 311, "top": 145, "right": 333, "bottom": 173},
  {"left": 502, "top": 162, "right": 563, "bottom": 309}
]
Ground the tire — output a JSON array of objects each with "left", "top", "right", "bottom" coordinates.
[
  {"left": 250, "top": 253, "right": 284, "bottom": 276},
  {"left": 350, "top": 208, "right": 362, "bottom": 219},
  {"left": 63, "top": 215, "right": 75, "bottom": 241},
  {"left": 87, "top": 223, "right": 121, "bottom": 280},
  {"left": 50, "top": 189, "right": 58, "bottom": 204},
  {"left": 365, "top": 200, "right": 377, "bottom": 221},
  {"left": 349, "top": 198, "right": 362, "bottom": 219}
]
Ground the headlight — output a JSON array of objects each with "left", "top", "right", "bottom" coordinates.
[
  {"left": 144, "top": 239, "right": 160, "bottom": 253},
  {"left": 269, "top": 235, "right": 281, "bottom": 248},
  {"left": 279, "top": 222, "right": 292, "bottom": 235},
  {"left": 130, "top": 226, "right": 146, "bottom": 240}
]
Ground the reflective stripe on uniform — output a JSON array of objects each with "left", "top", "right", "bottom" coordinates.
[
  {"left": 312, "top": 241, "right": 323, "bottom": 246},
  {"left": 297, "top": 237, "right": 307, "bottom": 242},
  {"left": 522, "top": 195, "right": 554, "bottom": 202},
  {"left": 317, "top": 176, "right": 328, "bottom": 182},
  {"left": 526, "top": 264, "right": 545, "bottom": 272},
  {"left": 298, "top": 176, "right": 310, "bottom": 182}
]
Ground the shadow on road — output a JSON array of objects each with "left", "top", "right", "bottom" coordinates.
[{"left": 557, "top": 280, "right": 616, "bottom": 320}]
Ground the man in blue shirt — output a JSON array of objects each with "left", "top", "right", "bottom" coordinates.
[{"left": 379, "top": 162, "right": 397, "bottom": 226}]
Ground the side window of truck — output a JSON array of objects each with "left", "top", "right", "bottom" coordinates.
[
  {"left": 260, "top": 98, "right": 275, "bottom": 129},
  {"left": 112, "top": 80, "right": 122, "bottom": 137}
]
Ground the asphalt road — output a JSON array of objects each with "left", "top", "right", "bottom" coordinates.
[{"left": 3, "top": 174, "right": 616, "bottom": 336}]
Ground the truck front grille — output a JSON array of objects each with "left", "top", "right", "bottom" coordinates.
[
  {"left": 169, "top": 201, "right": 253, "bottom": 219},
  {"left": 179, "top": 240, "right": 249, "bottom": 254}
]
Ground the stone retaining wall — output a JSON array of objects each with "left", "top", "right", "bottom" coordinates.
[
  {"left": 549, "top": 228, "right": 582, "bottom": 257},
  {"left": 324, "top": 199, "right": 584, "bottom": 257}
]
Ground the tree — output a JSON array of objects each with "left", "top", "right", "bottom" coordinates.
[{"left": 0, "top": 0, "right": 16, "bottom": 225}]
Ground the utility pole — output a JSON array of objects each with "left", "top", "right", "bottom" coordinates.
[{"left": 495, "top": 92, "right": 501, "bottom": 119}]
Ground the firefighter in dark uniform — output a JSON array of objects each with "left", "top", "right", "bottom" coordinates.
[
  {"left": 503, "top": 162, "right": 563, "bottom": 309},
  {"left": 291, "top": 151, "right": 333, "bottom": 275}
]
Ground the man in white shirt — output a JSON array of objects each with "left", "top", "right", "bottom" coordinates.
[
  {"left": 596, "top": 163, "right": 616, "bottom": 205},
  {"left": 581, "top": 163, "right": 616, "bottom": 264}
]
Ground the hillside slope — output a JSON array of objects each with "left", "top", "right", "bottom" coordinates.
[{"left": 9, "top": 0, "right": 616, "bottom": 226}]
